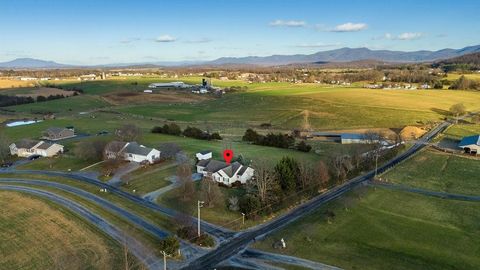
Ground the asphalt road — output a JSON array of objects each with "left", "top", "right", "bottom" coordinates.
[
  {"left": 181, "top": 121, "right": 451, "bottom": 269},
  {"left": 0, "top": 185, "right": 161, "bottom": 269}
]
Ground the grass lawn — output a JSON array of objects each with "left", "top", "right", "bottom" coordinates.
[
  {"left": 0, "top": 191, "right": 126, "bottom": 270},
  {"left": 254, "top": 187, "right": 480, "bottom": 270},
  {"left": 382, "top": 149, "right": 480, "bottom": 195},
  {"left": 17, "top": 155, "right": 93, "bottom": 171},
  {"left": 121, "top": 161, "right": 176, "bottom": 195}
]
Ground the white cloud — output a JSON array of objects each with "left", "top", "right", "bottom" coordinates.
[
  {"left": 331, "top": 22, "right": 368, "bottom": 32},
  {"left": 184, "top": 37, "right": 212, "bottom": 44},
  {"left": 397, "top": 32, "right": 423, "bottom": 40},
  {"left": 269, "top": 20, "right": 306, "bottom": 27},
  {"left": 155, "top": 35, "right": 177, "bottom": 42},
  {"left": 377, "top": 32, "right": 423, "bottom": 40},
  {"left": 293, "top": 42, "right": 342, "bottom": 48}
]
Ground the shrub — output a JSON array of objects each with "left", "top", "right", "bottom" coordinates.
[{"left": 296, "top": 140, "right": 312, "bottom": 152}]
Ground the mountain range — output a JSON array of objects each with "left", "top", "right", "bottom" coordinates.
[{"left": 1, "top": 45, "right": 480, "bottom": 68}]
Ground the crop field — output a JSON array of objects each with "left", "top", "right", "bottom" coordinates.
[
  {"left": 0, "top": 191, "right": 124, "bottom": 270},
  {"left": 117, "top": 85, "right": 480, "bottom": 131},
  {"left": 254, "top": 187, "right": 480, "bottom": 270},
  {"left": 382, "top": 149, "right": 480, "bottom": 195}
]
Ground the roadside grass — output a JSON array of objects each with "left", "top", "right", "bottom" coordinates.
[
  {"left": 157, "top": 181, "right": 256, "bottom": 230},
  {"left": 0, "top": 191, "right": 126, "bottom": 270},
  {"left": 253, "top": 187, "right": 480, "bottom": 270},
  {"left": 0, "top": 183, "right": 165, "bottom": 262},
  {"left": 381, "top": 149, "right": 480, "bottom": 195},
  {"left": 121, "top": 161, "right": 176, "bottom": 195},
  {"left": 0, "top": 173, "right": 173, "bottom": 230},
  {"left": 17, "top": 155, "right": 92, "bottom": 171}
]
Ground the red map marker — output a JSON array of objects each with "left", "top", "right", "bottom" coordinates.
[{"left": 223, "top": 149, "right": 233, "bottom": 164}]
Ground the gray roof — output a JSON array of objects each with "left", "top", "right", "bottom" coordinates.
[
  {"left": 124, "top": 142, "right": 155, "bottom": 156},
  {"left": 199, "top": 150, "right": 211, "bottom": 154},
  {"left": 204, "top": 159, "right": 229, "bottom": 173},
  {"left": 458, "top": 135, "right": 480, "bottom": 147},
  {"left": 237, "top": 166, "right": 248, "bottom": 176},
  {"left": 45, "top": 127, "right": 68, "bottom": 135},
  {"left": 197, "top": 159, "right": 211, "bottom": 167},
  {"left": 15, "top": 139, "right": 40, "bottom": 149},
  {"left": 36, "top": 142, "right": 54, "bottom": 150}
]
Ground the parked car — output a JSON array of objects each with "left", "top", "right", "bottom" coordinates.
[{"left": 28, "top": 154, "right": 41, "bottom": 160}]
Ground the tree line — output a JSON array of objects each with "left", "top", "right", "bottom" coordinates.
[
  {"left": 0, "top": 93, "right": 71, "bottom": 107},
  {"left": 152, "top": 123, "right": 222, "bottom": 141},
  {"left": 242, "top": 128, "right": 311, "bottom": 152}
]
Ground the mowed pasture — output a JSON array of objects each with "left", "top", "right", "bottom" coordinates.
[
  {"left": 0, "top": 191, "right": 124, "bottom": 270},
  {"left": 118, "top": 85, "right": 480, "bottom": 131},
  {"left": 382, "top": 149, "right": 480, "bottom": 195},
  {"left": 3, "top": 95, "right": 109, "bottom": 115},
  {"left": 254, "top": 187, "right": 480, "bottom": 270}
]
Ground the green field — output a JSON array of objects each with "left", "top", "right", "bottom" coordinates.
[
  {"left": 382, "top": 149, "right": 480, "bottom": 195},
  {"left": 254, "top": 187, "right": 480, "bottom": 270},
  {"left": 117, "top": 85, "right": 480, "bottom": 131},
  {"left": 0, "top": 191, "right": 126, "bottom": 270},
  {"left": 444, "top": 122, "right": 480, "bottom": 139},
  {"left": 4, "top": 95, "right": 109, "bottom": 115}
]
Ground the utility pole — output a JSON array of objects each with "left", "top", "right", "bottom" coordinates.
[
  {"left": 161, "top": 250, "right": 171, "bottom": 270},
  {"left": 374, "top": 152, "right": 379, "bottom": 179},
  {"left": 241, "top": 213, "right": 245, "bottom": 226},
  {"left": 197, "top": 200, "right": 204, "bottom": 237}
]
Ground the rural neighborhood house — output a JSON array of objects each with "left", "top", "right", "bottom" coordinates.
[
  {"left": 10, "top": 139, "right": 64, "bottom": 157},
  {"left": 41, "top": 127, "right": 75, "bottom": 141},
  {"left": 105, "top": 141, "right": 160, "bottom": 164},
  {"left": 196, "top": 157, "right": 254, "bottom": 186}
]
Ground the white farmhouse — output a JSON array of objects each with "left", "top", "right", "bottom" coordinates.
[
  {"left": 196, "top": 159, "right": 254, "bottom": 186},
  {"left": 10, "top": 139, "right": 63, "bottom": 157},
  {"left": 105, "top": 141, "right": 160, "bottom": 164}
]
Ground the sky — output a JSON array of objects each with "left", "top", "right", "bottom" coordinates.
[{"left": 1, "top": 0, "right": 479, "bottom": 64}]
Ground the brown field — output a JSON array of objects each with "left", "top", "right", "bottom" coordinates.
[
  {"left": 0, "top": 191, "right": 123, "bottom": 270},
  {"left": 102, "top": 90, "right": 211, "bottom": 105},
  {"left": 15, "top": 87, "right": 76, "bottom": 98},
  {"left": 0, "top": 79, "right": 37, "bottom": 89}
]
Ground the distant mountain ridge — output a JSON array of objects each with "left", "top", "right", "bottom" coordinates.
[
  {"left": 1, "top": 45, "right": 480, "bottom": 68},
  {"left": 0, "top": 58, "right": 71, "bottom": 68},
  {"left": 208, "top": 45, "right": 480, "bottom": 66}
]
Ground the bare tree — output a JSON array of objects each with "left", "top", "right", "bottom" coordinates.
[
  {"left": 115, "top": 124, "right": 142, "bottom": 141},
  {"left": 0, "top": 132, "right": 10, "bottom": 163},
  {"left": 250, "top": 159, "right": 278, "bottom": 203},
  {"left": 158, "top": 142, "right": 181, "bottom": 160},
  {"left": 74, "top": 139, "right": 107, "bottom": 161},
  {"left": 298, "top": 162, "right": 314, "bottom": 190},
  {"left": 177, "top": 162, "right": 194, "bottom": 201},
  {"left": 228, "top": 196, "right": 239, "bottom": 211},
  {"left": 200, "top": 177, "right": 223, "bottom": 208},
  {"left": 316, "top": 160, "right": 330, "bottom": 189}
]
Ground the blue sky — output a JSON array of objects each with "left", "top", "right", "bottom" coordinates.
[{"left": 1, "top": 0, "right": 479, "bottom": 64}]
